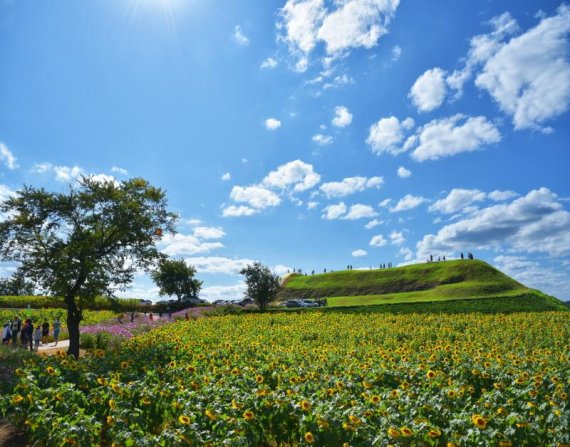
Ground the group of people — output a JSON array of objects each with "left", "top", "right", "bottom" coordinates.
[{"left": 1, "top": 315, "right": 62, "bottom": 351}]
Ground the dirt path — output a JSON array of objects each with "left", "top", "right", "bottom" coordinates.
[{"left": 0, "top": 419, "right": 28, "bottom": 447}]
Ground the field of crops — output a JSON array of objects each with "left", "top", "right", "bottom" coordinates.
[{"left": 2, "top": 311, "right": 569, "bottom": 446}]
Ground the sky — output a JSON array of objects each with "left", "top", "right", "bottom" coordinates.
[{"left": 1, "top": 0, "right": 569, "bottom": 302}]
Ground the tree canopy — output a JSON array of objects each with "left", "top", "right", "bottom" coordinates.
[
  {"left": 240, "top": 262, "right": 281, "bottom": 311},
  {"left": 0, "top": 177, "right": 177, "bottom": 356},
  {"left": 151, "top": 258, "right": 202, "bottom": 302}
]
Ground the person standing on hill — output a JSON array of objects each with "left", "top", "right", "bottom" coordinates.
[
  {"left": 10, "top": 316, "right": 21, "bottom": 347},
  {"left": 53, "top": 317, "right": 61, "bottom": 347}
]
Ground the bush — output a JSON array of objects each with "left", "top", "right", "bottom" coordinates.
[
  {"left": 79, "top": 333, "right": 95, "bottom": 349},
  {"left": 203, "top": 305, "right": 243, "bottom": 317},
  {"left": 0, "top": 346, "right": 36, "bottom": 396}
]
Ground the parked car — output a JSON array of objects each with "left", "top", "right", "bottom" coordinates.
[
  {"left": 182, "top": 296, "right": 208, "bottom": 306},
  {"left": 236, "top": 298, "right": 254, "bottom": 307},
  {"left": 300, "top": 299, "right": 318, "bottom": 307},
  {"left": 285, "top": 299, "right": 304, "bottom": 308}
]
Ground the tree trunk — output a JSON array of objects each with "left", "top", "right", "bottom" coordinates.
[{"left": 65, "top": 295, "right": 83, "bottom": 358}]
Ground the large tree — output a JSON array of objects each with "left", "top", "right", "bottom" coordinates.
[
  {"left": 0, "top": 268, "right": 35, "bottom": 296},
  {"left": 240, "top": 261, "right": 280, "bottom": 311},
  {"left": 151, "top": 258, "right": 202, "bottom": 302},
  {"left": 0, "top": 177, "right": 177, "bottom": 357}
]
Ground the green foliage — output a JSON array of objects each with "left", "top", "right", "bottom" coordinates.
[
  {"left": 203, "top": 304, "right": 244, "bottom": 317},
  {"left": 0, "top": 176, "right": 177, "bottom": 356},
  {"left": 151, "top": 258, "right": 202, "bottom": 302},
  {"left": 0, "top": 270, "right": 34, "bottom": 296},
  {"left": 240, "top": 261, "right": 281, "bottom": 311},
  {"left": 0, "top": 345, "right": 36, "bottom": 396}
]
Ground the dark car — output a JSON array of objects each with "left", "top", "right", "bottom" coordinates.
[{"left": 237, "top": 298, "right": 254, "bottom": 307}]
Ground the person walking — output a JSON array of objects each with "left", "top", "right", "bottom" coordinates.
[
  {"left": 10, "top": 316, "right": 21, "bottom": 347},
  {"left": 52, "top": 317, "right": 61, "bottom": 347},
  {"left": 2, "top": 322, "right": 11, "bottom": 345},
  {"left": 41, "top": 320, "right": 50, "bottom": 344},
  {"left": 33, "top": 325, "right": 42, "bottom": 351},
  {"left": 24, "top": 319, "right": 34, "bottom": 351}
]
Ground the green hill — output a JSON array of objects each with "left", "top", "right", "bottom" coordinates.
[{"left": 279, "top": 260, "right": 567, "bottom": 312}]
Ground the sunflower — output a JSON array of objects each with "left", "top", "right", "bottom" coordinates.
[
  {"left": 11, "top": 395, "right": 24, "bottom": 405},
  {"left": 387, "top": 427, "right": 400, "bottom": 439},
  {"left": 205, "top": 409, "right": 217, "bottom": 421},
  {"left": 426, "top": 370, "right": 436, "bottom": 379},
  {"left": 428, "top": 428, "right": 441, "bottom": 438},
  {"left": 499, "top": 442, "right": 513, "bottom": 447},
  {"left": 178, "top": 415, "right": 191, "bottom": 425},
  {"left": 140, "top": 397, "right": 151, "bottom": 406},
  {"left": 370, "top": 395, "right": 381, "bottom": 404},
  {"left": 255, "top": 375, "right": 264, "bottom": 384},
  {"left": 400, "top": 426, "right": 413, "bottom": 437},
  {"left": 108, "top": 399, "right": 116, "bottom": 410},
  {"left": 243, "top": 410, "right": 255, "bottom": 421},
  {"left": 300, "top": 400, "right": 311, "bottom": 411},
  {"left": 348, "top": 415, "right": 361, "bottom": 425},
  {"left": 471, "top": 414, "right": 487, "bottom": 429},
  {"left": 46, "top": 366, "right": 56, "bottom": 376},
  {"left": 304, "top": 432, "right": 315, "bottom": 444},
  {"left": 120, "top": 361, "right": 128, "bottom": 370}
]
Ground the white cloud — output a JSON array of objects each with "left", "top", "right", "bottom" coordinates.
[
  {"left": 260, "top": 57, "right": 278, "bottom": 69},
  {"left": 364, "top": 218, "right": 382, "bottom": 229},
  {"left": 316, "top": 0, "right": 399, "bottom": 56},
  {"left": 184, "top": 257, "right": 254, "bottom": 275},
  {"left": 399, "top": 247, "right": 413, "bottom": 261},
  {"left": 397, "top": 166, "right": 411, "bottom": 178},
  {"left": 0, "top": 184, "right": 16, "bottom": 203},
  {"left": 32, "top": 163, "right": 85, "bottom": 183},
  {"left": 222, "top": 205, "right": 258, "bottom": 217},
  {"left": 221, "top": 172, "right": 231, "bottom": 181},
  {"left": 312, "top": 134, "right": 334, "bottom": 145},
  {"left": 391, "top": 45, "right": 402, "bottom": 62},
  {"left": 409, "top": 67, "right": 447, "bottom": 112},
  {"left": 344, "top": 204, "right": 377, "bottom": 220},
  {"left": 160, "top": 234, "right": 224, "bottom": 256},
  {"left": 320, "top": 176, "right": 383, "bottom": 198},
  {"left": 494, "top": 255, "right": 570, "bottom": 300},
  {"left": 390, "top": 194, "right": 427, "bottom": 212},
  {"left": 233, "top": 25, "right": 250, "bottom": 46},
  {"left": 352, "top": 249, "right": 367, "bottom": 257},
  {"left": 475, "top": 6, "right": 570, "bottom": 130},
  {"left": 230, "top": 185, "right": 281, "bottom": 209},
  {"left": 390, "top": 231, "right": 405, "bottom": 245},
  {"left": 87, "top": 174, "right": 119, "bottom": 186},
  {"left": 410, "top": 114, "right": 501, "bottom": 162},
  {"left": 278, "top": 0, "right": 400, "bottom": 70},
  {"left": 322, "top": 74, "right": 354, "bottom": 89},
  {"left": 379, "top": 198, "right": 391, "bottom": 208},
  {"left": 0, "top": 143, "right": 18, "bottom": 170},
  {"left": 262, "top": 160, "right": 321, "bottom": 192},
  {"left": 332, "top": 105, "right": 353, "bottom": 127},
  {"left": 416, "top": 187, "right": 570, "bottom": 259},
  {"left": 429, "top": 188, "right": 486, "bottom": 214},
  {"left": 111, "top": 166, "right": 128, "bottom": 175},
  {"left": 241, "top": 158, "right": 248, "bottom": 164},
  {"left": 366, "top": 116, "right": 414, "bottom": 155},
  {"left": 369, "top": 234, "right": 387, "bottom": 247},
  {"left": 265, "top": 118, "right": 282, "bottom": 130},
  {"left": 488, "top": 189, "right": 517, "bottom": 201},
  {"left": 322, "top": 201, "right": 347, "bottom": 220},
  {"left": 307, "top": 201, "right": 318, "bottom": 210},
  {"left": 193, "top": 226, "right": 225, "bottom": 240},
  {"left": 199, "top": 282, "right": 246, "bottom": 302}
]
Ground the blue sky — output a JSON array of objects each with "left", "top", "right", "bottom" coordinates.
[{"left": 1, "top": 0, "right": 570, "bottom": 301}]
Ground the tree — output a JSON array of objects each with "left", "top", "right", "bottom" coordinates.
[
  {"left": 0, "top": 269, "right": 35, "bottom": 296},
  {"left": 0, "top": 177, "right": 177, "bottom": 357},
  {"left": 151, "top": 258, "right": 202, "bottom": 302},
  {"left": 239, "top": 262, "right": 280, "bottom": 311}
]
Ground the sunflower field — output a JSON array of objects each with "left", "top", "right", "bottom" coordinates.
[{"left": 1, "top": 311, "right": 569, "bottom": 446}]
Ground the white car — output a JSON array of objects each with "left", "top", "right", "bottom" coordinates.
[{"left": 300, "top": 299, "right": 318, "bottom": 307}]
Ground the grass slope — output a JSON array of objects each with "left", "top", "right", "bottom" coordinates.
[{"left": 279, "top": 260, "right": 567, "bottom": 311}]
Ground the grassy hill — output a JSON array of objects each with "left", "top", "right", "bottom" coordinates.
[{"left": 279, "top": 260, "right": 567, "bottom": 312}]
